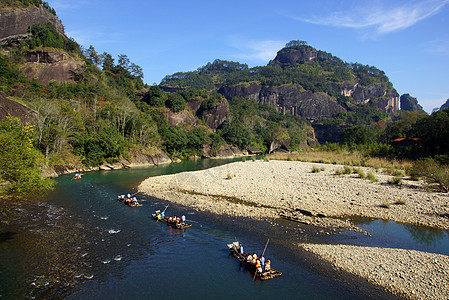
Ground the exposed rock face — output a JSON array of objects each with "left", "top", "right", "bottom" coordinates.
[
  {"left": 0, "top": 6, "right": 64, "bottom": 44},
  {"left": 200, "top": 98, "right": 229, "bottom": 131},
  {"left": 0, "top": 91, "right": 35, "bottom": 123},
  {"left": 209, "top": 145, "right": 244, "bottom": 158},
  {"left": 21, "top": 52, "right": 85, "bottom": 84},
  {"left": 269, "top": 48, "right": 318, "bottom": 68},
  {"left": 220, "top": 83, "right": 345, "bottom": 120},
  {"left": 219, "top": 81, "right": 399, "bottom": 120},
  {"left": 400, "top": 94, "right": 424, "bottom": 112},
  {"left": 165, "top": 110, "right": 196, "bottom": 127},
  {"left": 128, "top": 150, "right": 171, "bottom": 166},
  {"left": 24, "top": 50, "right": 66, "bottom": 63}
]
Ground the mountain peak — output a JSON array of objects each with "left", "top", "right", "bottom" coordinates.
[{"left": 269, "top": 41, "right": 317, "bottom": 68}]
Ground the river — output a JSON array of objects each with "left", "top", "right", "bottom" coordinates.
[{"left": 1, "top": 159, "right": 448, "bottom": 299}]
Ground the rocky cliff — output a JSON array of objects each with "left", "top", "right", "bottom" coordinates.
[
  {"left": 219, "top": 82, "right": 398, "bottom": 120},
  {"left": 0, "top": 6, "right": 64, "bottom": 46},
  {"left": 21, "top": 50, "right": 85, "bottom": 84},
  {"left": 400, "top": 94, "right": 424, "bottom": 112},
  {"left": 0, "top": 91, "right": 35, "bottom": 123},
  {"left": 269, "top": 47, "right": 318, "bottom": 68}
]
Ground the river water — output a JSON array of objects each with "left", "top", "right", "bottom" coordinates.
[{"left": 1, "top": 159, "right": 448, "bottom": 299}]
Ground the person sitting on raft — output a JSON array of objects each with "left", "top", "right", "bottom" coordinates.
[
  {"left": 247, "top": 254, "right": 253, "bottom": 263},
  {"left": 264, "top": 259, "right": 271, "bottom": 271},
  {"left": 256, "top": 259, "right": 263, "bottom": 274},
  {"left": 252, "top": 253, "right": 258, "bottom": 264}
]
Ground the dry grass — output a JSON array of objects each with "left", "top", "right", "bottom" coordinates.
[{"left": 268, "top": 150, "right": 412, "bottom": 172}]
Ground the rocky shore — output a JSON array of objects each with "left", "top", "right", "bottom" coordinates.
[{"left": 138, "top": 160, "right": 449, "bottom": 299}]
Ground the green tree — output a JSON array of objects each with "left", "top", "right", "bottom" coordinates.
[
  {"left": 85, "top": 45, "right": 101, "bottom": 66},
  {"left": 143, "top": 85, "right": 165, "bottom": 106},
  {"left": 101, "top": 52, "right": 114, "bottom": 71},
  {"left": 411, "top": 108, "right": 449, "bottom": 156},
  {"left": 221, "top": 123, "right": 251, "bottom": 149},
  {"left": 0, "top": 117, "right": 54, "bottom": 199},
  {"left": 165, "top": 93, "right": 186, "bottom": 112}
]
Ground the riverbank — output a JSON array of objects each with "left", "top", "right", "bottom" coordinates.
[{"left": 138, "top": 160, "right": 449, "bottom": 299}]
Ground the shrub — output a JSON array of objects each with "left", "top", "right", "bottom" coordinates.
[
  {"left": 388, "top": 176, "right": 402, "bottom": 186},
  {"left": 242, "top": 157, "right": 247, "bottom": 162},
  {"left": 226, "top": 172, "right": 233, "bottom": 180},
  {"left": 354, "top": 168, "right": 366, "bottom": 179},
  {"left": 312, "top": 166, "right": 322, "bottom": 173},
  {"left": 367, "top": 171, "right": 378, "bottom": 182},
  {"left": 343, "top": 166, "right": 352, "bottom": 174},
  {"left": 335, "top": 168, "right": 343, "bottom": 176},
  {"left": 408, "top": 158, "right": 449, "bottom": 192},
  {"left": 0, "top": 117, "right": 55, "bottom": 198},
  {"left": 392, "top": 169, "right": 404, "bottom": 177}
]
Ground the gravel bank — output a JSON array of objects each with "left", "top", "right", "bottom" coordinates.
[
  {"left": 301, "top": 244, "right": 449, "bottom": 300},
  {"left": 139, "top": 160, "right": 449, "bottom": 229},
  {"left": 138, "top": 160, "right": 449, "bottom": 299}
]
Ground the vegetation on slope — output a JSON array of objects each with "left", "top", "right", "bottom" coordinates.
[{"left": 1, "top": 2, "right": 448, "bottom": 203}]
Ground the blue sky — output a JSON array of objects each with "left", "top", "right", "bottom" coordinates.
[{"left": 48, "top": 0, "right": 449, "bottom": 113}]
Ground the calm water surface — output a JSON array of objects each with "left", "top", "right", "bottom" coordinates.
[{"left": 1, "top": 159, "right": 448, "bottom": 299}]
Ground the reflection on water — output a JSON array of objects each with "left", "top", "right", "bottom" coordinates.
[
  {"left": 349, "top": 216, "right": 449, "bottom": 255},
  {"left": 404, "top": 224, "right": 448, "bottom": 248}
]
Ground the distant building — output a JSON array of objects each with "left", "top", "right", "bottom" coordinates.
[{"left": 392, "top": 137, "right": 422, "bottom": 148}]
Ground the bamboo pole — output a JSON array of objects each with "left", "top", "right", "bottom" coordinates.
[{"left": 254, "top": 239, "right": 270, "bottom": 280}]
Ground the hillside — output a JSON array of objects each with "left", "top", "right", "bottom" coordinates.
[
  {"left": 161, "top": 41, "right": 404, "bottom": 142},
  {"left": 1, "top": 3, "right": 448, "bottom": 183}
]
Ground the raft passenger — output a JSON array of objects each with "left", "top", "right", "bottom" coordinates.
[{"left": 265, "top": 259, "right": 271, "bottom": 271}]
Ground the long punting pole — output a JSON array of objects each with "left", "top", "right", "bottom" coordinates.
[{"left": 253, "top": 239, "right": 270, "bottom": 280}]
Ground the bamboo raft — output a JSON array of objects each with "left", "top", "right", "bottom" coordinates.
[
  {"left": 117, "top": 195, "right": 142, "bottom": 207},
  {"left": 227, "top": 241, "right": 282, "bottom": 280},
  {"left": 152, "top": 212, "right": 192, "bottom": 230}
]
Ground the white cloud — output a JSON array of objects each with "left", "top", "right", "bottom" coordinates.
[
  {"left": 292, "top": 0, "right": 449, "bottom": 35},
  {"left": 229, "top": 39, "right": 286, "bottom": 63}
]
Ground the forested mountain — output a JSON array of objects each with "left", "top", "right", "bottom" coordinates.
[{"left": 1, "top": 1, "right": 448, "bottom": 196}]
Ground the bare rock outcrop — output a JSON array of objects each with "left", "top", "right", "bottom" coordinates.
[
  {"left": 269, "top": 48, "right": 318, "bottom": 68},
  {"left": 199, "top": 98, "right": 229, "bottom": 131},
  {"left": 219, "top": 83, "right": 345, "bottom": 120},
  {"left": 0, "top": 6, "right": 64, "bottom": 45},
  {"left": 0, "top": 91, "right": 34, "bottom": 123},
  {"left": 21, "top": 53, "right": 85, "bottom": 85},
  {"left": 400, "top": 93, "right": 424, "bottom": 112},
  {"left": 165, "top": 110, "right": 196, "bottom": 127}
]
